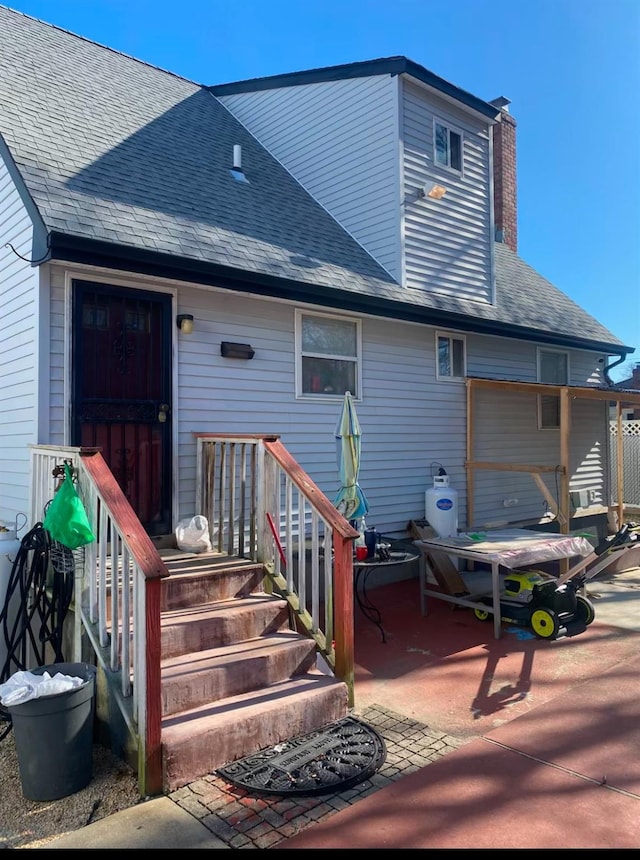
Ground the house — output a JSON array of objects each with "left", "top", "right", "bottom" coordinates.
[
  {"left": 1, "top": 7, "right": 638, "bottom": 539},
  {"left": 1, "top": 6, "right": 639, "bottom": 795}
]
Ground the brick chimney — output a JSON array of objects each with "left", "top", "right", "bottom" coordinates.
[{"left": 490, "top": 98, "right": 517, "bottom": 253}]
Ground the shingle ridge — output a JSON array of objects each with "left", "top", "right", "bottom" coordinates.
[{"left": 1, "top": 4, "right": 205, "bottom": 88}]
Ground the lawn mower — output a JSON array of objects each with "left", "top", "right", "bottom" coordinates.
[{"left": 472, "top": 522, "right": 639, "bottom": 640}]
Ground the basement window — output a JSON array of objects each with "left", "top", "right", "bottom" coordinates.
[{"left": 434, "top": 121, "right": 463, "bottom": 173}]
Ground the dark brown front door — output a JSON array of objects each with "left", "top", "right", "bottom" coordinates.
[{"left": 71, "top": 280, "right": 172, "bottom": 535}]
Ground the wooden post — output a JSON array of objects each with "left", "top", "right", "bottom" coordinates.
[
  {"left": 466, "top": 379, "right": 474, "bottom": 529},
  {"left": 616, "top": 402, "right": 624, "bottom": 527},
  {"left": 332, "top": 534, "right": 354, "bottom": 708},
  {"left": 559, "top": 388, "right": 571, "bottom": 534}
]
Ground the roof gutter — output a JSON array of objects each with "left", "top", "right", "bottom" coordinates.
[
  {"left": 603, "top": 354, "right": 629, "bottom": 386},
  {"left": 47, "top": 232, "right": 633, "bottom": 358}
]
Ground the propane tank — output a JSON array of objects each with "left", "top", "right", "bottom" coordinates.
[{"left": 425, "top": 473, "right": 458, "bottom": 537}]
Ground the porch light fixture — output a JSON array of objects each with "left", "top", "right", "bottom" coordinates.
[
  {"left": 221, "top": 341, "right": 255, "bottom": 360},
  {"left": 427, "top": 183, "right": 447, "bottom": 199},
  {"left": 176, "top": 314, "right": 194, "bottom": 334}
]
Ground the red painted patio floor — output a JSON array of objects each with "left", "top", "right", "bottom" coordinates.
[{"left": 281, "top": 576, "right": 640, "bottom": 848}]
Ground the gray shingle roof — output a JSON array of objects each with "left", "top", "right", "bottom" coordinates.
[{"left": 0, "top": 6, "right": 628, "bottom": 352}]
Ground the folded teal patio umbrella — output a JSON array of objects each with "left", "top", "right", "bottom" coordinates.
[{"left": 334, "top": 391, "right": 369, "bottom": 522}]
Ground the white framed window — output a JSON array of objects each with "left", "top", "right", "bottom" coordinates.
[
  {"left": 436, "top": 332, "right": 466, "bottom": 381},
  {"left": 434, "top": 120, "right": 463, "bottom": 173},
  {"left": 537, "top": 348, "right": 569, "bottom": 429},
  {"left": 296, "top": 310, "right": 361, "bottom": 398}
]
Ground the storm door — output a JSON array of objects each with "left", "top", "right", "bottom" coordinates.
[{"left": 71, "top": 281, "right": 172, "bottom": 536}]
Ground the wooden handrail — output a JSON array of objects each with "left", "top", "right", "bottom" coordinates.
[
  {"left": 263, "top": 438, "right": 359, "bottom": 541},
  {"left": 263, "top": 437, "right": 357, "bottom": 706},
  {"left": 79, "top": 450, "right": 168, "bottom": 580}
]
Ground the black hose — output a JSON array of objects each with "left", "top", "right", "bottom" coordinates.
[{"left": 0, "top": 523, "right": 75, "bottom": 739}]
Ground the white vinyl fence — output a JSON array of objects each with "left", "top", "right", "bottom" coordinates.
[{"left": 610, "top": 420, "right": 640, "bottom": 506}]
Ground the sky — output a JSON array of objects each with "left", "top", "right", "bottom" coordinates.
[{"left": 5, "top": 0, "right": 640, "bottom": 380}]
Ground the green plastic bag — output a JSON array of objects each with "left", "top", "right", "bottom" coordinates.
[{"left": 43, "top": 464, "right": 95, "bottom": 549}]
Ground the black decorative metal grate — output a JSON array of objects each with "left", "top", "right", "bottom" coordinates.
[{"left": 217, "top": 716, "right": 387, "bottom": 796}]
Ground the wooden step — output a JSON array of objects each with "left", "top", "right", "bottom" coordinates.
[
  {"left": 161, "top": 554, "right": 266, "bottom": 610},
  {"left": 160, "top": 631, "right": 319, "bottom": 715},
  {"left": 160, "top": 594, "right": 289, "bottom": 658},
  {"left": 161, "top": 672, "right": 349, "bottom": 791},
  {"left": 101, "top": 549, "right": 350, "bottom": 792}
]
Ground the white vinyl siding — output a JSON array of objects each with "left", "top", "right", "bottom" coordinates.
[
  {"left": 44, "top": 266, "right": 609, "bottom": 538},
  {"left": 0, "top": 157, "right": 40, "bottom": 524},
  {"left": 77, "top": 279, "right": 464, "bottom": 533},
  {"left": 402, "top": 79, "right": 493, "bottom": 302},
  {"left": 168, "top": 286, "right": 467, "bottom": 531},
  {"left": 468, "top": 336, "right": 606, "bottom": 388},
  {"left": 218, "top": 75, "right": 401, "bottom": 280}
]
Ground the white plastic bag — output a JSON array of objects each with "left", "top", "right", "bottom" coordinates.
[
  {"left": 175, "top": 515, "right": 212, "bottom": 554},
  {"left": 0, "top": 670, "right": 86, "bottom": 706}
]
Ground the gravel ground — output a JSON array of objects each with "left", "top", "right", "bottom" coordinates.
[{"left": 0, "top": 724, "right": 141, "bottom": 849}]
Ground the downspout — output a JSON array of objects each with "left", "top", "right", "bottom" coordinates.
[{"left": 603, "top": 354, "right": 628, "bottom": 386}]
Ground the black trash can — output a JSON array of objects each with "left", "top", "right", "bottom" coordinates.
[{"left": 8, "top": 661, "right": 96, "bottom": 801}]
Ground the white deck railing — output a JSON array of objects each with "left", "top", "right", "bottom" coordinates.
[
  {"left": 194, "top": 433, "right": 357, "bottom": 668},
  {"left": 30, "top": 445, "right": 167, "bottom": 796}
]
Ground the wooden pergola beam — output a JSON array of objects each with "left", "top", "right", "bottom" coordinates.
[{"left": 466, "top": 462, "right": 564, "bottom": 474}]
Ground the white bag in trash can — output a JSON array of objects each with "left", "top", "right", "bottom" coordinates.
[{"left": 175, "top": 515, "right": 212, "bottom": 553}]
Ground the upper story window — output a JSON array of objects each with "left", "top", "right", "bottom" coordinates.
[
  {"left": 434, "top": 121, "right": 463, "bottom": 173},
  {"left": 296, "top": 310, "right": 361, "bottom": 398},
  {"left": 437, "top": 332, "right": 466, "bottom": 381},
  {"left": 537, "top": 348, "right": 569, "bottom": 429}
]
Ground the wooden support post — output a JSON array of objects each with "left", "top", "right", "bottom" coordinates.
[
  {"left": 532, "top": 473, "right": 567, "bottom": 526},
  {"left": 559, "top": 389, "right": 571, "bottom": 534},
  {"left": 616, "top": 402, "right": 624, "bottom": 528},
  {"left": 466, "top": 379, "right": 474, "bottom": 530}
]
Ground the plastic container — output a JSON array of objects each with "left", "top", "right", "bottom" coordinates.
[
  {"left": 354, "top": 518, "right": 367, "bottom": 560},
  {"left": 8, "top": 661, "right": 96, "bottom": 800},
  {"left": 364, "top": 527, "right": 377, "bottom": 559},
  {"left": 425, "top": 475, "right": 458, "bottom": 537}
]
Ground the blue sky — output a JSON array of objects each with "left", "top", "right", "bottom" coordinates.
[{"left": 6, "top": 0, "right": 640, "bottom": 380}]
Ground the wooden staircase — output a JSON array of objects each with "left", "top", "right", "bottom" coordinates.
[
  {"left": 32, "top": 441, "right": 358, "bottom": 797},
  {"left": 155, "top": 548, "right": 349, "bottom": 791}
]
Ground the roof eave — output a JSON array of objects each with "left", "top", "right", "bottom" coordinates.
[
  {"left": 0, "top": 135, "right": 50, "bottom": 262},
  {"left": 209, "top": 56, "right": 500, "bottom": 121},
  {"left": 47, "top": 232, "right": 632, "bottom": 358}
]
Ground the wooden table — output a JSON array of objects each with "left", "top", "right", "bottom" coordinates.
[{"left": 417, "top": 529, "right": 594, "bottom": 639}]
